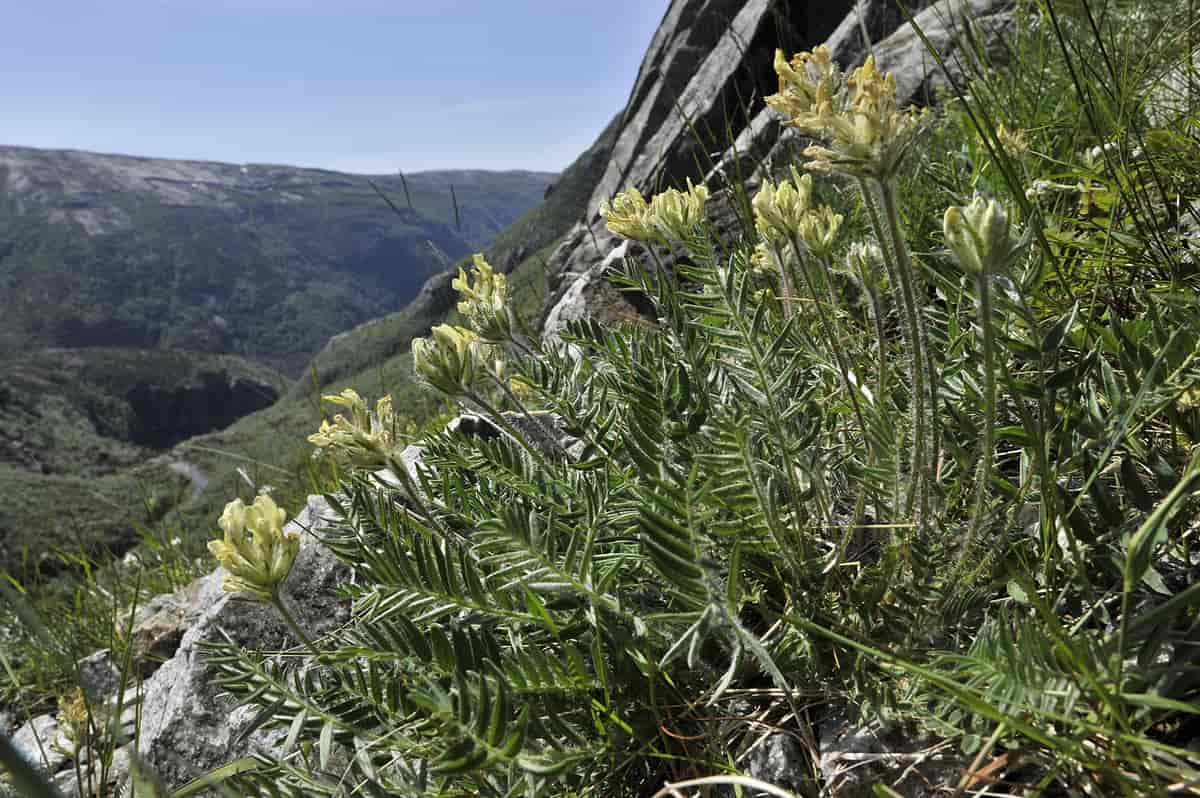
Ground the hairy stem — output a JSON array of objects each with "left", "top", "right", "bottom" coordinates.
[
  {"left": 877, "top": 180, "right": 934, "bottom": 529},
  {"left": 966, "top": 272, "right": 996, "bottom": 559},
  {"left": 769, "top": 243, "right": 795, "bottom": 319},
  {"left": 859, "top": 178, "right": 926, "bottom": 529}
]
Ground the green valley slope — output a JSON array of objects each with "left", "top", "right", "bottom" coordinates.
[
  {"left": 2, "top": 117, "right": 615, "bottom": 579},
  {"left": 0, "top": 146, "right": 554, "bottom": 375},
  {"left": 0, "top": 348, "right": 289, "bottom": 577}
]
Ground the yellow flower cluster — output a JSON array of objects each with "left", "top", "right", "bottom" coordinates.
[
  {"left": 599, "top": 187, "right": 656, "bottom": 241},
  {"left": 452, "top": 253, "right": 510, "bottom": 340},
  {"left": 766, "top": 45, "right": 925, "bottom": 179},
  {"left": 752, "top": 168, "right": 843, "bottom": 259},
  {"left": 649, "top": 178, "right": 710, "bottom": 241},
  {"left": 413, "top": 323, "right": 483, "bottom": 396},
  {"left": 601, "top": 179, "right": 710, "bottom": 242},
  {"left": 208, "top": 494, "right": 299, "bottom": 602},
  {"left": 943, "top": 195, "right": 1012, "bottom": 275},
  {"left": 752, "top": 168, "right": 812, "bottom": 247},
  {"left": 796, "top": 205, "right": 844, "bottom": 259},
  {"left": 308, "top": 388, "right": 400, "bottom": 469},
  {"left": 57, "top": 689, "right": 89, "bottom": 747}
]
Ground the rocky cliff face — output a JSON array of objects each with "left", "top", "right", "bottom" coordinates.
[{"left": 539, "top": 0, "right": 1014, "bottom": 338}]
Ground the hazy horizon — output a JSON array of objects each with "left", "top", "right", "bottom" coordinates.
[
  {"left": 4, "top": 1, "right": 668, "bottom": 174},
  {"left": 0, "top": 140, "right": 564, "bottom": 176}
]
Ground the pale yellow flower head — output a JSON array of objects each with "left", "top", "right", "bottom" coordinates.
[
  {"left": 753, "top": 168, "right": 813, "bottom": 245},
  {"left": 943, "top": 195, "right": 1012, "bottom": 275},
  {"left": 796, "top": 206, "right": 844, "bottom": 259},
  {"left": 208, "top": 494, "right": 298, "bottom": 602},
  {"left": 994, "top": 124, "right": 1031, "bottom": 157},
  {"left": 647, "top": 178, "right": 709, "bottom": 241},
  {"left": 57, "top": 689, "right": 89, "bottom": 746},
  {"left": 453, "top": 253, "right": 510, "bottom": 340},
  {"left": 412, "top": 324, "right": 483, "bottom": 396},
  {"left": 308, "top": 389, "right": 400, "bottom": 469},
  {"left": 600, "top": 187, "right": 658, "bottom": 242},
  {"left": 767, "top": 48, "right": 925, "bottom": 180}
]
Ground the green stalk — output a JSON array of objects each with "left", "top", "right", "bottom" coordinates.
[
  {"left": 787, "top": 238, "right": 869, "bottom": 443},
  {"left": 381, "top": 451, "right": 466, "bottom": 546},
  {"left": 466, "top": 390, "right": 553, "bottom": 469},
  {"left": 859, "top": 178, "right": 928, "bottom": 528},
  {"left": 878, "top": 179, "right": 935, "bottom": 527},
  {"left": 269, "top": 593, "right": 319, "bottom": 657},
  {"left": 866, "top": 283, "right": 896, "bottom": 520},
  {"left": 862, "top": 281, "right": 889, "bottom": 410},
  {"left": 790, "top": 244, "right": 874, "bottom": 564},
  {"left": 961, "top": 270, "right": 997, "bottom": 564},
  {"left": 769, "top": 243, "right": 795, "bottom": 319},
  {"left": 857, "top": 179, "right": 912, "bottom": 515},
  {"left": 489, "top": 368, "right": 571, "bottom": 460}
]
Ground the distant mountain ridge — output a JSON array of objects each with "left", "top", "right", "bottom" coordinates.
[{"left": 0, "top": 144, "right": 554, "bottom": 373}]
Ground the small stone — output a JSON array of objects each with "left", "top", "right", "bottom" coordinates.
[
  {"left": 77, "top": 649, "right": 122, "bottom": 702},
  {"left": 52, "top": 744, "right": 131, "bottom": 798},
  {"left": 11, "top": 713, "right": 70, "bottom": 775},
  {"left": 744, "top": 732, "right": 816, "bottom": 796}
]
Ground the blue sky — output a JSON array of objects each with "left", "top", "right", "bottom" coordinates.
[{"left": 3, "top": 1, "right": 668, "bottom": 173}]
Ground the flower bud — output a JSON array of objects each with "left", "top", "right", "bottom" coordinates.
[
  {"left": 753, "top": 170, "right": 812, "bottom": 245},
  {"left": 413, "top": 324, "right": 483, "bottom": 396},
  {"left": 647, "top": 178, "right": 709, "bottom": 241},
  {"left": 796, "top": 206, "right": 844, "bottom": 259},
  {"left": 943, "top": 195, "right": 1012, "bottom": 275}
]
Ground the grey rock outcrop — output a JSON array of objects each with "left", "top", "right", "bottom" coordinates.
[
  {"left": 1, "top": 495, "right": 347, "bottom": 796},
  {"left": 540, "top": 0, "right": 1015, "bottom": 341},
  {"left": 543, "top": 0, "right": 847, "bottom": 323},
  {"left": 133, "top": 494, "right": 348, "bottom": 791},
  {"left": 542, "top": 240, "right": 634, "bottom": 341}
]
